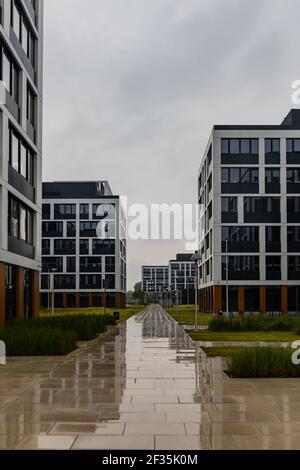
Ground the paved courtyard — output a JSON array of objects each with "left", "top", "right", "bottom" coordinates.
[{"left": 0, "top": 305, "right": 300, "bottom": 450}]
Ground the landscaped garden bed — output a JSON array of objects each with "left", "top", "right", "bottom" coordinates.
[
  {"left": 0, "top": 314, "right": 117, "bottom": 356},
  {"left": 227, "top": 347, "right": 300, "bottom": 378}
]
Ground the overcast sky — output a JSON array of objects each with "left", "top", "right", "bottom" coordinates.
[{"left": 43, "top": 0, "right": 300, "bottom": 289}]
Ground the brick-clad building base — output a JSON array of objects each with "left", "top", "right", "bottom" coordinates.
[
  {"left": 199, "top": 285, "right": 293, "bottom": 315},
  {"left": 0, "top": 263, "right": 40, "bottom": 326},
  {"left": 40, "top": 292, "right": 126, "bottom": 310}
]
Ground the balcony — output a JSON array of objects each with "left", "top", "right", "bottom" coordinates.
[
  {"left": 222, "top": 183, "right": 259, "bottom": 194},
  {"left": 8, "top": 166, "right": 35, "bottom": 203},
  {"left": 8, "top": 236, "right": 34, "bottom": 259}
]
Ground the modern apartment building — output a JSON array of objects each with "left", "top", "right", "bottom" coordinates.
[
  {"left": 198, "top": 109, "right": 300, "bottom": 315},
  {"left": 41, "top": 181, "right": 127, "bottom": 310},
  {"left": 142, "top": 265, "right": 169, "bottom": 293},
  {"left": 142, "top": 253, "right": 196, "bottom": 304},
  {"left": 0, "top": 0, "right": 43, "bottom": 326},
  {"left": 169, "top": 254, "right": 196, "bottom": 304}
]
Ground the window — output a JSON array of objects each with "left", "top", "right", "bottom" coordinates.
[
  {"left": 221, "top": 197, "right": 237, "bottom": 212},
  {"left": 105, "top": 257, "right": 115, "bottom": 273},
  {"left": 106, "top": 275, "right": 116, "bottom": 289},
  {"left": 80, "top": 204, "right": 89, "bottom": 220},
  {"left": 67, "top": 222, "right": 76, "bottom": 237},
  {"left": 54, "top": 275, "right": 76, "bottom": 290},
  {"left": 42, "top": 239, "right": 50, "bottom": 255},
  {"left": 92, "top": 239, "right": 115, "bottom": 255},
  {"left": 66, "top": 257, "right": 76, "bottom": 273},
  {"left": 54, "top": 204, "right": 76, "bottom": 219},
  {"left": 92, "top": 203, "right": 116, "bottom": 220},
  {"left": 9, "top": 128, "right": 35, "bottom": 185},
  {"left": 266, "top": 226, "right": 281, "bottom": 243},
  {"left": 265, "top": 168, "right": 280, "bottom": 193},
  {"left": 42, "top": 204, "right": 50, "bottom": 220},
  {"left": 288, "top": 227, "right": 300, "bottom": 242},
  {"left": 27, "top": 83, "right": 36, "bottom": 128},
  {"left": 42, "top": 222, "right": 63, "bottom": 237},
  {"left": 287, "top": 198, "right": 300, "bottom": 222},
  {"left": 265, "top": 168, "right": 280, "bottom": 184},
  {"left": 80, "top": 221, "right": 98, "bottom": 237},
  {"left": 11, "top": 1, "right": 35, "bottom": 67},
  {"left": 222, "top": 226, "right": 259, "bottom": 243},
  {"left": 42, "top": 257, "right": 63, "bottom": 273},
  {"left": 221, "top": 168, "right": 259, "bottom": 184},
  {"left": 1, "top": 46, "right": 19, "bottom": 103},
  {"left": 80, "top": 275, "right": 101, "bottom": 290},
  {"left": 221, "top": 139, "right": 259, "bottom": 154},
  {"left": 80, "top": 257, "right": 101, "bottom": 273},
  {"left": 54, "top": 239, "right": 76, "bottom": 255},
  {"left": 265, "top": 138, "right": 280, "bottom": 163},
  {"left": 80, "top": 239, "right": 89, "bottom": 255},
  {"left": 266, "top": 256, "right": 281, "bottom": 279},
  {"left": 287, "top": 139, "right": 300, "bottom": 153},
  {"left": 288, "top": 257, "right": 300, "bottom": 279},
  {"left": 8, "top": 195, "right": 33, "bottom": 245},
  {"left": 222, "top": 256, "right": 259, "bottom": 280},
  {"left": 12, "top": 1, "right": 21, "bottom": 39},
  {"left": 244, "top": 197, "right": 280, "bottom": 213},
  {"left": 286, "top": 168, "right": 300, "bottom": 185}
]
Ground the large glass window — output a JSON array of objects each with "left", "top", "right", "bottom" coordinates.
[
  {"left": 221, "top": 168, "right": 258, "bottom": 184},
  {"left": 54, "top": 204, "right": 76, "bottom": 219},
  {"left": 8, "top": 195, "right": 33, "bottom": 244},
  {"left": 1, "top": 47, "right": 19, "bottom": 103},
  {"left": 27, "top": 83, "right": 36, "bottom": 128},
  {"left": 105, "top": 256, "right": 115, "bottom": 273},
  {"left": 42, "top": 222, "right": 63, "bottom": 237},
  {"left": 80, "top": 204, "right": 89, "bottom": 219},
  {"left": 221, "top": 139, "right": 258, "bottom": 155},
  {"left": 221, "top": 197, "right": 237, "bottom": 212},
  {"left": 80, "top": 257, "right": 102, "bottom": 273},
  {"left": 9, "top": 127, "right": 35, "bottom": 185}
]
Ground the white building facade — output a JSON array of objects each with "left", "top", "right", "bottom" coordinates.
[
  {"left": 198, "top": 109, "right": 300, "bottom": 315},
  {"left": 0, "top": 0, "right": 43, "bottom": 326}
]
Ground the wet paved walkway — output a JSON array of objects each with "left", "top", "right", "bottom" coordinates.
[{"left": 1, "top": 304, "right": 300, "bottom": 450}]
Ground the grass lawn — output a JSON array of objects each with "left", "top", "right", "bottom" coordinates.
[
  {"left": 188, "top": 330, "right": 300, "bottom": 342},
  {"left": 166, "top": 305, "right": 212, "bottom": 326},
  {"left": 202, "top": 347, "right": 246, "bottom": 357},
  {"left": 40, "top": 305, "right": 144, "bottom": 323}
]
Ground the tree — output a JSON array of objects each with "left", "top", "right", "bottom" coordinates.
[{"left": 133, "top": 282, "right": 144, "bottom": 304}]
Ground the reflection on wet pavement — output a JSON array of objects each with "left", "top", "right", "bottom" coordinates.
[{"left": 0, "top": 304, "right": 300, "bottom": 449}]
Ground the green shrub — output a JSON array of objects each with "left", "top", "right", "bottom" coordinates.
[
  {"left": 209, "top": 316, "right": 300, "bottom": 333},
  {"left": 8, "top": 314, "right": 116, "bottom": 341},
  {"left": 0, "top": 326, "right": 77, "bottom": 356},
  {"left": 229, "top": 348, "right": 300, "bottom": 378}
]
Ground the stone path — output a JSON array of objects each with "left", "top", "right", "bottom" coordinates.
[{"left": 0, "top": 304, "right": 300, "bottom": 450}]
